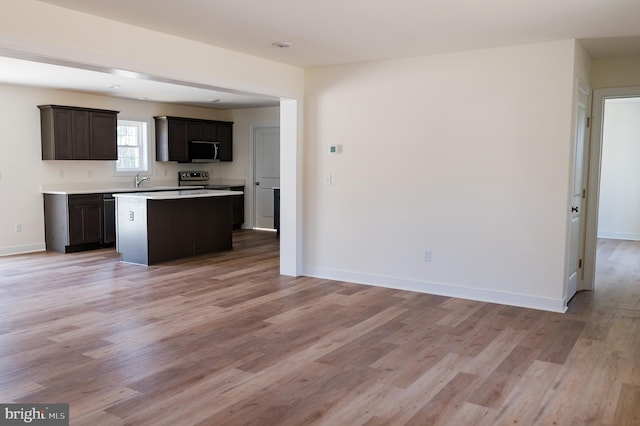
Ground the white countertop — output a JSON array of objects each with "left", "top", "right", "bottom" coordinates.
[
  {"left": 40, "top": 183, "right": 191, "bottom": 195},
  {"left": 114, "top": 189, "right": 243, "bottom": 200},
  {"left": 40, "top": 178, "right": 245, "bottom": 195}
]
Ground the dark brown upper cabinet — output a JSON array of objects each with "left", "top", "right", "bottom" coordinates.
[
  {"left": 155, "top": 116, "right": 189, "bottom": 162},
  {"left": 154, "top": 116, "right": 233, "bottom": 162},
  {"left": 39, "top": 105, "right": 118, "bottom": 161},
  {"left": 216, "top": 121, "right": 233, "bottom": 162}
]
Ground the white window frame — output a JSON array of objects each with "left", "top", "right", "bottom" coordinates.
[{"left": 115, "top": 118, "right": 149, "bottom": 175}]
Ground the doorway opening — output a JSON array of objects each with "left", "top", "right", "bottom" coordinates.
[
  {"left": 250, "top": 125, "right": 281, "bottom": 231},
  {"left": 584, "top": 87, "right": 640, "bottom": 292}
]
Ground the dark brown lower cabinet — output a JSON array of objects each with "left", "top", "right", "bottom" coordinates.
[
  {"left": 274, "top": 188, "right": 280, "bottom": 238},
  {"left": 230, "top": 186, "right": 244, "bottom": 229},
  {"left": 44, "top": 194, "right": 104, "bottom": 253}
]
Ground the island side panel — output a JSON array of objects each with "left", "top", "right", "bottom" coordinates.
[
  {"left": 43, "top": 193, "right": 69, "bottom": 253},
  {"left": 193, "top": 196, "right": 233, "bottom": 255},
  {"left": 116, "top": 197, "right": 149, "bottom": 265},
  {"left": 147, "top": 199, "right": 194, "bottom": 264}
]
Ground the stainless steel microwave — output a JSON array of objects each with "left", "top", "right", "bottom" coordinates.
[{"left": 189, "top": 140, "right": 220, "bottom": 162}]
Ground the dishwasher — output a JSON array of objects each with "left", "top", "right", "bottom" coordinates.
[{"left": 103, "top": 194, "right": 116, "bottom": 246}]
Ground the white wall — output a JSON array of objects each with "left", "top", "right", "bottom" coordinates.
[
  {"left": 227, "top": 106, "right": 280, "bottom": 228},
  {"left": 0, "top": 82, "right": 277, "bottom": 254},
  {"left": 591, "top": 56, "right": 640, "bottom": 89},
  {"left": 225, "top": 106, "right": 280, "bottom": 179},
  {"left": 598, "top": 97, "right": 640, "bottom": 240},
  {"left": 304, "top": 40, "right": 577, "bottom": 312},
  {"left": 573, "top": 42, "right": 592, "bottom": 86}
]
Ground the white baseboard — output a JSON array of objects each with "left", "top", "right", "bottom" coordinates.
[
  {"left": 597, "top": 231, "right": 640, "bottom": 241},
  {"left": 303, "top": 266, "right": 567, "bottom": 313},
  {"left": 0, "top": 243, "right": 46, "bottom": 257}
]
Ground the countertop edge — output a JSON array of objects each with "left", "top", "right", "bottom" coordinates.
[
  {"left": 40, "top": 185, "right": 198, "bottom": 195},
  {"left": 114, "top": 190, "right": 243, "bottom": 200}
]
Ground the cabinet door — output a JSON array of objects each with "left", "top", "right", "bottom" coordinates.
[
  {"left": 71, "top": 109, "right": 90, "bottom": 159},
  {"left": 40, "top": 106, "right": 75, "bottom": 160},
  {"left": 90, "top": 111, "right": 117, "bottom": 160},
  {"left": 202, "top": 121, "right": 217, "bottom": 141},
  {"left": 168, "top": 119, "right": 189, "bottom": 161},
  {"left": 50, "top": 108, "right": 73, "bottom": 160},
  {"left": 83, "top": 202, "right": 104, "bottom": 243},
  {"left": 188, "top": 120, "right": 217, "bottom": 142},
  {"left": 68, "top": 195, "right": 103, "bottom": 245},
  {"left": 187, "top": 121, "right": 203, "bottom": 141},
  {"left": 216, "top": 122, "right": 233, "bottom": 161}
]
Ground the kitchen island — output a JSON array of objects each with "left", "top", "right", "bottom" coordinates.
[{"left": 114, "top": 189, "right": 242, "bottom": 265}]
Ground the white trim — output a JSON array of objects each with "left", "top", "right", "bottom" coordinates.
[
  {"left": 584, "top": 85, "right": 640, "bottom": 292},
  {"left": 279, "top": 99, "right": 302, "bottom": 276},
  {"left": 253, "top": 227, "right": 277, "bottom": 233},
  {"left": 0, "top": 243, "right": 46, "bottom": 257},
  {"left": 304, "top": 266, "right": 567, "bottom": 313},
  {"left": 114, "top": 118, "right": 150, "bottom": 175},
  {"left": 597, "top": 232, "right": 640, "bottom": 241}
]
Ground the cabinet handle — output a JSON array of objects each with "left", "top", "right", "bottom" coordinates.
[{"left": 571, "top": 206, "right": 579, "bottom": 213}]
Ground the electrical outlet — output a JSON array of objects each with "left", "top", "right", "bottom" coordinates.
[
  {"left": 424, "top": 250, "right": 432, "bottom": 262},
  {"left": 129, "top": 211, "right": 135, "bottom": 221},
  {"left": 88, "top": 169, "right": 92, "bottom": 178},
  {"left": 15, "top": 223, "right": 22, "bottom": 232},
  {"left": 325, "top": 174, "right": 332, "bottom": 185},
  {"left": 58, "top": 169, "right": 64, "bottom": 178}
]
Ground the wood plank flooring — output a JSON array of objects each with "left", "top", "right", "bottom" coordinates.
[{"left": 1, "top": 232, "right": 639, "bottom": 425}]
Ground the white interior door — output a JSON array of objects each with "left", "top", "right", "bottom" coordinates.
[
  {"left": 567, "top": 82, "right": 591, "bottom": 302},
  {"left": 253, "top": 126, "right": 280, "bottom": 229}
]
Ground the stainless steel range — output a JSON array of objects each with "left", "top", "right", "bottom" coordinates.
[{"left": 178, "top": 171, "right": 231, "bottom": 190}]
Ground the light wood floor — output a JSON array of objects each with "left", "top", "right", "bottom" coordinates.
[{"left": 1, "top": 232, "right": 639, "bottom": 425}]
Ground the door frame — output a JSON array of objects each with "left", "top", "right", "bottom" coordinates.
[
  {"left": 249, "top": 122, "right": 280, "bottom": 230},
  {"left": 582, "top": 85, "right": 640, "bottom": 291}
]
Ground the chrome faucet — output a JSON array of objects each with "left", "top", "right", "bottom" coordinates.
[{"left": 134, "top": 173, "right": 150, "bottom": 188}]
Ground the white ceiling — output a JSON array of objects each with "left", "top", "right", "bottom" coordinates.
[
  {"left": 36, "top": 0, "right": 640, "bottom": 67},
  {"left": 3, "top": 0, "right": 640, "bottom": 109}
]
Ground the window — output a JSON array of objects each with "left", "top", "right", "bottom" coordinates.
[{"left": 116, "top": 120, "right": 148, "bottom": 173}]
